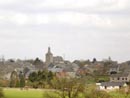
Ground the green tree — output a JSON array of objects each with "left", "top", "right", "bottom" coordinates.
[
  {"left": 15, "top": 80, "right": 20, "bottom": 87},
  {"left": 92, "top": 58, "right": 97, "bottom": 63},
  {"left": 0, "top": 88, "right": 4, "bottom": 98},
  {"left": 47, "top": 71, "right": 53, "bottom": 81},
  {"left": 28, "top": 70, "right": 55, "bottom": 88},
  {"left": 33, "top": 58, "right": 41, "bottom": 65},
  {"left": 10, "top": 71, "right": 19, "bottom": 87},
  {"left": 28, "top": 72, "right": 37, "bottom": 82},
  {"left": 19, "top": 73, "right": 25, "bottom": 88}
]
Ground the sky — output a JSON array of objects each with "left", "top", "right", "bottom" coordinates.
[{"left": 0, "top": 0, "right": 130, "bottom": 62}]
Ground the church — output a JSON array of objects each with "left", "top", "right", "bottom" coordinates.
[
  {"left": 45, "top": 47, "right": 79, "bottom": 78},
  {"left": 45, "top": 47, "right": 64, "bottom": 67}
]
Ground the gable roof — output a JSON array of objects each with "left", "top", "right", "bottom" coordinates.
[
  {"left": 110, "top": 73, "right": 129, "bottom": 78},
  {"left": 101, "top": 82, "right": 126, "bottom": 87}
]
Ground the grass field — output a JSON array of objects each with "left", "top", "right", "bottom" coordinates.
[
  {"left": 3, "top": 88, "right": 130, "bottom": 98},
  {"left": 3, "top": 88, "right": 43, "bottom": 98}
]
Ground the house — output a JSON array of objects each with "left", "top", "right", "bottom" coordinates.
[
  {"left": 109, "top": 65, "right": 120, "bottom": 75},
  {"left": 53, "top": 56, "right": 64, "bottom": 64},
  {"left": 48, "top": 65, "right": 63, "bottom": 73},
  {"left": 63, "top": 67, "right": 76, "bottom": 78},
  {"left": 110, "top": 73, "right": 130, "bottom": 82},
  {"left": 76, "top": 66, "right": 91, "bottom": 77},
  {"left": 54, "top": 65, "right": 76, "bottom": 78},
  {"left": 97, "top": 82, "right": 127, "bottom": 91},
  {"left": 71, "top": 63, "right": 79, "bottom": 72}
]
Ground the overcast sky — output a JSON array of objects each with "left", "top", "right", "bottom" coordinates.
[{"left": 0, "top": 0, "right": 130, "bottom": 62}]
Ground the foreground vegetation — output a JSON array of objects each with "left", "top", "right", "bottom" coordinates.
[
  {"left": 3, "top": 88, "right": 43, "bottom": 98},
  {"left": 0, "top": 70, "right": 130, "bottom": 98},
  {"left": 0, "top": 87, "right": 129, "bottom": 98}
]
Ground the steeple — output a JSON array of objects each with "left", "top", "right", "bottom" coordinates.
[
  {"left": 48, "top": 47, "right": 51, "bottom": 53},
  {"left": 47, "top": 47, "right": 52, "bottom": 55},
  {"left": 45, "top": 47, "right": 53, "bottom": 67}
]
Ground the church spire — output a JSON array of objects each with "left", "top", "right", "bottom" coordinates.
[
  {"left": 48, "top": 47, "right": 51, "bottom": 53},
  {"left": 45, "top": 47, "right": 53, "bottom": 67}
]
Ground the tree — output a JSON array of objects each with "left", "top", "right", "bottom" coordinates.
[
  {"left": 92, "top": 58, "right": 97, "bottom": 63},
  {"left": 45, "top": 78, "right": 85, "bottom": 98},
  {"left": 47, "top": 71, "right": 53, "bottom": 81},
  {"left": 28, "top": 70, "right": 55, "bottom": 88},
  {"left": 33, "top": 57, "right": 43, "bottom": 65},
  {"left": 73, "top": 60, "right": 91, "bottom": 68},
  {"left": 8, "top": 59, "right": 15, "bottom": 62},
  {"left": 33, "top": 58, "right": 44, "bottom": 69},
  {"left": 19, "top": 72, "right": 25, "bottom": 88},
  {"left": 0, "top": 88, "right": 4, "bottom": 98},
  {"left": 10, "top": 71, "right": 19, "bottom": 87},
  {"left": 28, "top": 72, "right": 37, "bottom": 82}
]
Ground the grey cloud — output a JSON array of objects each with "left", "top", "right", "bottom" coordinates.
[
  {"left": 0, "top": 0, "right": 130, "bottom": 62},
  {"left": 0, "top": 0, "right": 130, "bottom": 15}
]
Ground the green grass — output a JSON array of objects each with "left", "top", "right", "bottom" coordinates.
[
  {"left": 3, "top": 88, "right": 130, "bottom": 98},
  {"left": 4, "top": 88, "right": 43, "bottom": 98},
  {"left": 109, "top": 91, "right": 130, "bottom": 98}
]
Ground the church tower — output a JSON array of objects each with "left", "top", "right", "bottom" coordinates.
[{"left": 45, "top": 47, "right": 53, "bottom": 67}]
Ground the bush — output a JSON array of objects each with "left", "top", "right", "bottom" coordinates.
[
  {"left": 84, "top": 85, "right": 111, "bottom": 98},
  {"left": 84, "top": 90, "right": 111, "bottom": 98}
]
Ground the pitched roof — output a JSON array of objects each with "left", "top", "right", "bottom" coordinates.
[
  {"left": 101, "top": 82, "right": 126, "bottom": 86},
  {"left": 48, "top": 63, "right": 55, "bottom": 68},
  {"left": 110, "top": 73, "right": 129, "bottom": 78},
  {"left": 63, "top": 67, "right": 74, "bottom": 72}
]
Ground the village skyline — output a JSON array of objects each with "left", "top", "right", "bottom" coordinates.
[{"left": 0, "top": 46, "right": 129, "bottom": 63}]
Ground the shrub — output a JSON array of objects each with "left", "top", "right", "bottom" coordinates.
[
  {"left": 84, "top": 90, "right": 111, "bottom": 98},
  {"left": 84, "top": 85, "right": 111, "bottom": 98}
]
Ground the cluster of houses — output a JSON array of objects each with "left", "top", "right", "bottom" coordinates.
[
  {"left": 3, "top": 47, "right": 81, "bottom": 80},
  {"left": 97, "top": 66, "right": 130, "bottom": 91},
  {"left": 1, "top": 47, "right": 130, "bottom": 92},
  {"left": 45, "top": 47, "right": 81, "bottom": 78}
]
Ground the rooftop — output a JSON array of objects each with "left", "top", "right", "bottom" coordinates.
[{"left": 101, "top": 82, "right": 126, "bottom": 86}]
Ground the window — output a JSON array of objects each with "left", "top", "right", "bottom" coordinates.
[
  {"left": 126, "top": 78, "right": 127, "bottom": 80},
  {"left": 117, "top": 77, "right": 120, "bottom": 80},
  {"left": 122, "top": 78, "right": 124, "bottom": 80}
]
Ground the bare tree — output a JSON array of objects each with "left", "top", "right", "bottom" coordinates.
[
  {"left": 44, "top": 78, "right": 85, "bottom": 98},
  {"left": 0, "top": 88, "right": 4, "bottom": 98}
]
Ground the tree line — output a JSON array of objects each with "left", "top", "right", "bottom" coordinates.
[{"left": 9, "top": 70, "right": 55, "bottom": 89}]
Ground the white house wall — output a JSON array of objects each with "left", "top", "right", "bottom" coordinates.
[{"left": 99, "top": 86, "right": 119, "bottom": 90}]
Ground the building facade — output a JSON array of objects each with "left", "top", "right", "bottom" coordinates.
[
  {"left": 110, "top": 73, "right": 130, "bottom": 82},
  {"left": 97, "top": 82, "right": 127, "bottom": 91}
]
